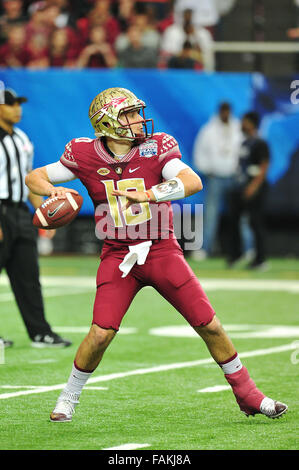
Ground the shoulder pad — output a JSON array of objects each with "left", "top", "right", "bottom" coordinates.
[
  {"left": 71, "top": 137, "right": 95, "bottom": 152},
  {"left": 61, "top": 137, "right": 95, "bottom": 167},
  {"left": 60, "top": 139, "right": 78, "bottom": 168},
  {"left": 151, "top": 132, "right": 179, "bottom": 156}
]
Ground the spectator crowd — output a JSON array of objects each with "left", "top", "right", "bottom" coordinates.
[{"left": 0, "top": 0, "right": 236, "bottom": 71}]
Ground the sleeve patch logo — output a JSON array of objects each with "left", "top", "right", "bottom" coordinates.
[{"left": 139, "top": 140, "right": 158, "bottom": 158}]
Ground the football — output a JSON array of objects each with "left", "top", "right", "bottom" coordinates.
[{"left": 33, "top": 192, "right": 83, "bottom": 229}]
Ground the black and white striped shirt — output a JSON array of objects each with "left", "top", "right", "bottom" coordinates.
[{"left": 0, "top": 126, "right": 34, "bottom": 203}]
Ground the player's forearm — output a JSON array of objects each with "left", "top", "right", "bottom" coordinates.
[
  {"left": 176, "top": 170, "right": 203, "bottom": 197},
  {"left": 28, "top": 190, "right": 44, "bottom": 209},
  {"left": 112, "top": 170, "right": 203, "bottom": 206},
  {"left": 25, "top": 168, "right": 55, "bottom": 196},
  {"left": 147, "top": 169, "right": 203, "bottom": 202}
]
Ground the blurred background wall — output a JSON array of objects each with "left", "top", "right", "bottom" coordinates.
[{"left": 1, "top": 0, "right": 299, "bottom": 256}]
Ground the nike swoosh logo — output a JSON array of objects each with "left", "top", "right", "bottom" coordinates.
[
  {"left": 128, "top": 167, "right": 140, "bottom": 173},
  {"left": 47, "top": 202, "right": 65, "bottom": 218}
]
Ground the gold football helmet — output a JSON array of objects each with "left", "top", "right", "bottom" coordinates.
[{"left": 89, "top": 87, "right": 153, "bottom": 142}]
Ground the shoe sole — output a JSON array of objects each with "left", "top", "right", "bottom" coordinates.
[
  {"left": 248, "top": 263, "right": 270, "bottom": 271},
  {"left": 227, "top": 258, "right": 245, "bottom": 269},
  {"left": 243, "top": 404, "right": 288, "bottom": 419},
  {"left": 266, "top": 404, "right": 288, "bottom": 419},
  {"left": 50, "top": 415, "right": 72, "bottom": 423}
]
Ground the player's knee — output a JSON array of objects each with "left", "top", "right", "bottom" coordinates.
[
  {"left": 195, "top": 315, "right": 222, "bottom": 337},
  {"left": 88, "top": 324, "right": 116, "bottom": 350}
]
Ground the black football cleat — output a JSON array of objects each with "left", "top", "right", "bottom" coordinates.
[{"left": 31, "top": 332, "right": 72, "bottom": 348}]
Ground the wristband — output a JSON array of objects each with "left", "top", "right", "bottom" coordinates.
[
  {"left": 144, "top": 191, "right": 151, "bottom": 201},
  {"left": 150, "top": 177, "right": 185, "bottom": 202}
]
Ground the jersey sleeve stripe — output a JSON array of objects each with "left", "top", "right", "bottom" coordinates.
[
  {"left": 158, "top": 145, "right": 181, "bottom": 162},
  {"left": 60, "top": 154, "right": 78, "bottom": 168}
]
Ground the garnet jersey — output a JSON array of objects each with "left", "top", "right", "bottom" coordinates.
[{"left": 60, "top": 133, "right": 182, "bottom": 243}]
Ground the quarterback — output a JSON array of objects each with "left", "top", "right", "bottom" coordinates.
[{"left": 26, "top": 87, "right": 287, "bottom": 422}]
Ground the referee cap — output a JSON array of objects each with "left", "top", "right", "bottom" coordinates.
[{"left": 2, "top": 89, "right": 28, "bottom": 106}]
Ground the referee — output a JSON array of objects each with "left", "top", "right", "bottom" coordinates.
[{"left": 0, "top": 88, "right": 72, "bottom": 347}]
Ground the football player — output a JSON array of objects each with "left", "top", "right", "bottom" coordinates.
[{"left": 26, "top": 87, "right": 287, "bottom": 422}]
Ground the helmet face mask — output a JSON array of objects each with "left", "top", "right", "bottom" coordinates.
[
  {"left": 117, "top": 106, "right": 152, "bottom": 142},
  {"left": 89, "top": 87, "right": 154, "bottom": 143}
]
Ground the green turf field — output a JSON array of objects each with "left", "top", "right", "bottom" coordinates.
[{"left": 0, "top": 256, "right": 298, "bottom": 450}]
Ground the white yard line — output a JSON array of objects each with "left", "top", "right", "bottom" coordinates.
[
  {"left": 149, "top": 324, "right": 299, "bottom": 339},
  {"left": 1, "top": 277, "right": 298, "bottom": 303},
  {"left": 0, "top": 343, "right": 295, "bottom": 400},
  {"left": 199, "top": 279, "right": 299, "bottom": 293},
  {"left": 0, "top": 385, "right": 49, "bottom": 389},
  {"left": 29, "top": 359, "right": 58, "bottom": 364},
  {"left": 1, "top": 275, "right": 299, "bottom": 292},
  {"left": 102, "top": 443, "right": 151, "bottom": 450},
  {"left": 197, "top": 385, "right": 231, "bottom": 393},
  {"left": 0, "top": 275, "right": 96, "bottom": 288},
  {"left": 1, "top": 385, "right": 108, "bottom": 391},
  {"left": 0, "top": 288, "right": 93, "bottom": 302},
  {"left": 84, "top": 386, "right": 108, "bottom": 390},
  {"left": 53, "top": 326, "right": 137, "bottom": 335},
  {"left": 1, "top": 276, "right": 298, "bottom": 302}
]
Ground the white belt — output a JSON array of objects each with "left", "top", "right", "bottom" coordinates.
[{"left": 119, "top": 241, "right": 152, "bottom": 278}]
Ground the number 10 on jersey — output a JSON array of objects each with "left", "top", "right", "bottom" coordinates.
[{"left": 102, "top": 178, "right": 152, "bottom": 227}]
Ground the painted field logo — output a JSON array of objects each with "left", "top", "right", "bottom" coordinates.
[{"left": 97, "top": 168, "right": 110, "bottom": 176}]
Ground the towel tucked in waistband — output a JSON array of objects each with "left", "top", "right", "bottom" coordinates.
[{"left": 118, "top": 241, "right": 152, "bottom": 278}]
